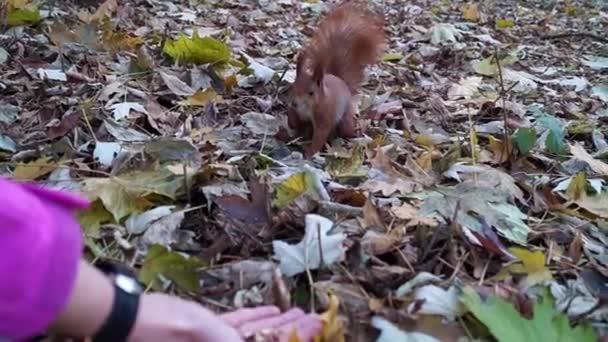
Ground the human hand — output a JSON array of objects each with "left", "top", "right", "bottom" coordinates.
[
  {"left": 221, "top": 306, "right": 322, "bottom": 342},
  {"left": 128, "top": 293, "right": 245, "bottom": 342},
  {"left": 128, "top": 293, "right": 322, "bottom": 342}
]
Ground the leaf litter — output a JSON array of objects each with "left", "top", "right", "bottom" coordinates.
[{"left": 1, "top": 0, "right": 608, "bottom": 340}]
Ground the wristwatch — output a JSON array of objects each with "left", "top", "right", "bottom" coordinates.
[{"left": 92, "top": 260, "right": 144, "bottom": 342}]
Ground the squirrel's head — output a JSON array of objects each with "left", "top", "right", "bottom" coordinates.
[{"left": 291, "top": 52, "right": 325, "bottom": 119}]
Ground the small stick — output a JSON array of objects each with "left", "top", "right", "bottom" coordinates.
[{"left": 542, "top": 32, "right": 608, "bottom": 44}]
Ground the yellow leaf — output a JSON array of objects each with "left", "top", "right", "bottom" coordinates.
[
  {"left": 487, "top": 135, "right": 513, "bottom": 164},
  {"left": 462, "top": 3, "right": 479, "bottom": 22},
  {"left": 494, "top": 248, "right": 552, "bottom": 286},
  {"left": 102, "top": 22, "right": 144, "bottom": 53},
  {"left": 416, "top": 151, "right": 433, "bottom": 171},
  {"left": 179, "top": 88, "right": 220, "bottom": 107},
  {"left": 272, "top": 172, "right": 315, "bottom": 209},
  {"left": 163, "top": 32, "right": 231, "bottom": 65},
  {"left": 495, "top": 19, "right": 515, "bottom": 29},
  {"left": 382, "top": 52, "right": 403, "bottom": 62},
  {"left": 314, "top": 293, "right": 345, "bottom": 342},
  {"left": 414, "top": 134, "right": 436, "bottom": 148},
  {"left": 224, "top": 74, "right": 237, "bottom": 92},
  {"left": 566, "top": 172, "right": 587, "bottom": 201},
  {"left": 13, "top": 157, "right": 59, "bottom": 180}
]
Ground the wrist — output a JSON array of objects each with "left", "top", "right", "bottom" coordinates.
[
  {"left": 92, "top": 260, "right": 143, "bottom": 342},
  {"left": 50, "top": 260, "right": 115, "bottom": 337}
]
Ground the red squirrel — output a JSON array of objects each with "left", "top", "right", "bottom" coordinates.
[{"left": 288, "top": 1, "right": 386, "bottom": 159}]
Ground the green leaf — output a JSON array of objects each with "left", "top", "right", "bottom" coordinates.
[
  {"left": 546, "top": 130, "right": 567, "bottom": 155},
  {"left": 513, "top": 127, "right": 537, "bottom": 154},
  {"left": 77, "top": 199, "right": 114, "bottom": 238},
  {"left": 7, "top": 8, "right": 41, "bottom": 27},
  {"left": 163, "top": 32, "right": 230, "bottom": 65},
  {"left": 139, "top": 244, "right": 205, "bottom": 292},
  {"left": 530, "top": 104, "right": 567, "bottom": 155},
  {"left": 461, "top": 286, "right": 597, "bottom": 342}
]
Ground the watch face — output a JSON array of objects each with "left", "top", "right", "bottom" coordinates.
[{"left": 115, "top": 273, "right": 144, "bottom": 294}]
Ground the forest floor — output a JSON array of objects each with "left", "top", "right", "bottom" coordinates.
[{"left": 1, "top": 0, "right": 608, "bottom": 341}]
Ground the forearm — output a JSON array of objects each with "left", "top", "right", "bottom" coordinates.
[{"left": 49, "top": 259, "right": 114, "bottom": 338}]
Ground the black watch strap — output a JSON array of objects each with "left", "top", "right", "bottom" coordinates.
[{"left": 92, "top": 261, "right": 142, "bottom": 342}]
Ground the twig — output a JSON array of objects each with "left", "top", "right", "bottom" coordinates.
[
  {"left": 542, "top": 32, "right": 608, "bottom": 44},
  {"left": 493, "top": 46, "right": 513, "bottom": 166},
  {"left": 81, "top": 107, "right": 98, "bottom": 142}
]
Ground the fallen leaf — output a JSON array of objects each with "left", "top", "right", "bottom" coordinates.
[
  {"left": 13, "top": 157, "right": 59, "bottom": 180},
  {"left": 569, "top": 143, "right": 608, "bottom": 176},
  {"left": 372, "top": 316, "right": 441, "bottom": 342},
  {"left": 273, "top": 172, "right": 317, "bottom": 209},
  {"left": 272, "top": 214, "right": 346, "bottom": 277},
  {"left": 139, "top": 244, "right": 204, "bottom": 292},
  {"left": 138, "top": 210, "right": 185, "bottom": 250},
  {"left": 179, "top": 88, "right": 219, "bottom": 107},
  {"left": 163, "top": 32, "right": 231, "bottom": 65},
  {"left": 314, "top": 293, "right": 345, "bottom": 342},
  {"left": 447, "top": 76, "right": 482, "bottom": 100},
  {"left": 494, "top": 248, "right": 553, "bottom": 286},
  {"left": 495, "top": 18, "right": 515, "bottom": 29},
  {"left": 461, "top": 3, "right": 479, "bottom": 22},
  {"left": 460, "top": 287, "right": 596, "bottom": 342},
  {"left": 159, "top": 70, "right": 196, "bottom": 96},
  {"left": 107, "top": 102, "right": 148, "bottom": 121},
  {"left": 125, "top": 205, "right": 175, "bottom": 234}
]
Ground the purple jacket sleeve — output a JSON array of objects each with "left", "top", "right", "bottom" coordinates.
[{"left": 0, "top": 177, "right": 90, "bottom": 340}]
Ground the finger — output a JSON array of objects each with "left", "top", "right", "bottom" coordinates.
[
  {"left": 220, "top": 305, "right": 281, "bottom": 327},
  {"left": 278, "top": 314, "right": 323, "bottom": 342},
  {"left": 239, "top": 308, "right": 306, "bottom": 337}
]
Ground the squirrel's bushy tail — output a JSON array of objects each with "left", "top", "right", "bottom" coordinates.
[{"left": 306, "top": 1, "right": 386, "bottom": 92}]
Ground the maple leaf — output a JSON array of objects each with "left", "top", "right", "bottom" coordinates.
[{"left": 461, "top": 286, "right": 596, "bottom": 342}]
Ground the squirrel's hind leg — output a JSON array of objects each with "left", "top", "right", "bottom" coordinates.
[
  {"left": 337, "top": 107, "right": 357, "bottom": 138},
  {"left": 305, "top": 122, "right": 332, "bottom": 159}
]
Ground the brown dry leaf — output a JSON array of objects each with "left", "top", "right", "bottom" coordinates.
[
  {"left": 90, "top": 0, "right": 118, "bottom": 23},
  {"left": 213, "top": 180, "right": 271, "bottom": 225},
  {"left": 361, "top": 230, "right": 403, "bottom": 256},
  {"left": 180, "top": 89, "right": 220, "bottom": 107},
  {"left": 362, "top": 198, "right": 385, "bottom": 230},
  {"left": 462, "top": 3, "right": 480, "bottom": 22},
  {"left": 488, "top": 135, "right": 513, "bottom": 164},
  {"left": 359, "top": 178, "right": 421, "bottom": 197},
  {"left": 569, "top": 143, "right": 608, "bottom": 176},
  {"left": 573, "top": 192, "right": 608, "bottom": 218},
  {"left": 390, "top": 202, "right": 439, "bottom": 227}
]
